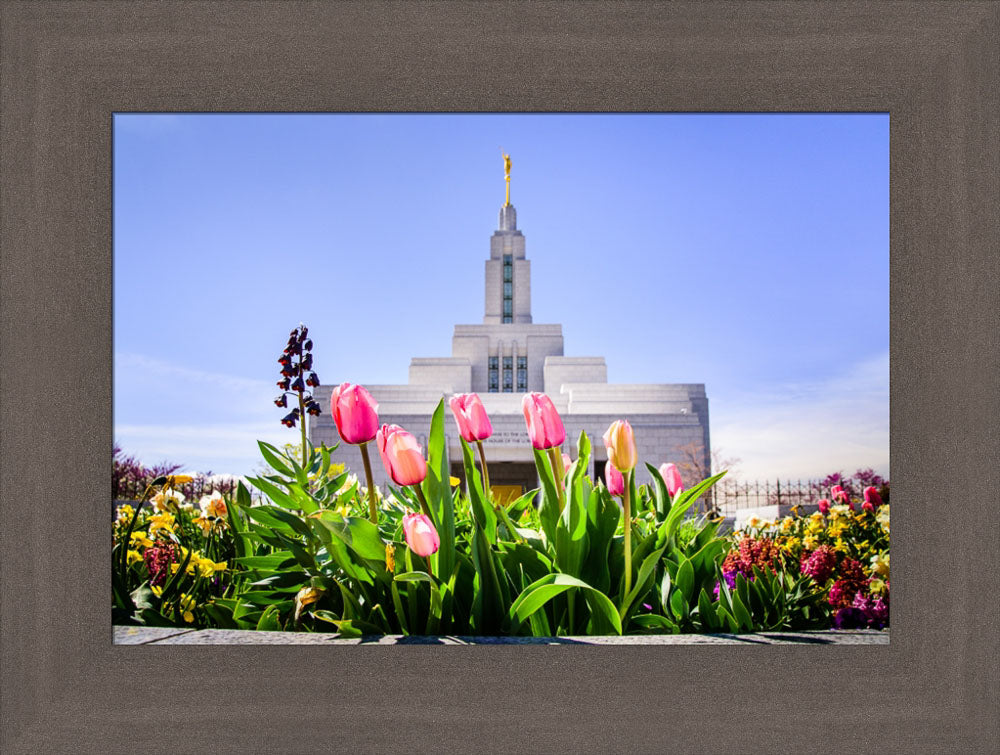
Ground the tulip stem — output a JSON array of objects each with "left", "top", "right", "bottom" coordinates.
[
  {"left": 547, "top": 446, "right": 566, "bottom": 512},
  {"left": 413, "top": 485, "right": 433, "bottom": 521},
  {"left": 359, "top": 441, "right": 378, "bottom": 525},
  {"left": 475, "top": 440, "right": 491, "bottom": 501},
  {"left": 623, "top": 469, "right": 633, "bottom": 599}
]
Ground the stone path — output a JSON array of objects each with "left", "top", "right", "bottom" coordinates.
[{"left": 114, "top": 626, "right": 888, "bottom": 645}]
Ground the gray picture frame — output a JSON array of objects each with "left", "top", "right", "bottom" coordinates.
[{"left": 2, "top": 1, "right": 997, "bottom": 752}]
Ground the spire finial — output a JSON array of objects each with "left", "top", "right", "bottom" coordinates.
[{"left": 502, "top": 150, "right": 512, "bottom": 207}]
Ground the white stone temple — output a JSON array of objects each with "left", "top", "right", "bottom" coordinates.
[{"left": 311, "top": 163, "right": 710, "bottom": 498}]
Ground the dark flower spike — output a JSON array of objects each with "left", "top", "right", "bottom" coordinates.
[
  {"left": 277, "top": 378, "right": 290, "bottom": 390},
  {"left": 291, "top": 376, "right": 305, "bottom": 392},
  {"left": 274, "top": 395, "right": 288, "bottom": 408},
  {"left": 278, "top": 354, "right": 292, "bottom": 366},
  {"left": 281, "top": 411, "right": 297, "bottom": 427},
  {"left": 306, "top": 372, "right": 319, "bottom": 387},
  {"left": 301, "top": 353, "right": 313, "bottom": 370},
  {"left": 303, "top": 338, "right": 313, "bottom": 351}
]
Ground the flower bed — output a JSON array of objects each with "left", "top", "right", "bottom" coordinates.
[{"left": 113, "top": 325, "right": 888, "bottom": 637}]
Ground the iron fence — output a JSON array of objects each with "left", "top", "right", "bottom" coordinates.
[{"left": 709, "top": 479, "right": 825, "bottom": 513}]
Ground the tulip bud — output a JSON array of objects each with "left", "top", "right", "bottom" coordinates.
[
  {"left": 376, "top": 424, "right": 427, "bottom": 486},
  {"left": 659, "top": 462, "right": 684, "bottom": 497},
  {"left": 521, "top": 393, "right": 565, "bottom": 450},
  {"left": 449, "top": 393, "right": 493, "bottom": 443},
  {"left": 402, "top": 512, "right": 440, "bottom": 558},
  {"left": 605, "top": 460, "right": 624, "bottom": 497},
  {"left": 817, "top": 498, "right": 831, "bottom": 515},
  {"left": 331, "top": 383, "right": 380, "bottom": 444},
  {"left": 602, "top": 419, "right": 637, "bottom": 472}
]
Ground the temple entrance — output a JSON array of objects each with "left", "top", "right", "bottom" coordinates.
[{"left": 450, "top": 461, "right": 538, "bottom": 504}]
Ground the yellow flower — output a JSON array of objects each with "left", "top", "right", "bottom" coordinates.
[
  {"left": 876, "top": 505, "right": 890, "bottom": 533},
  {"left": 449, "top": 476, "right": 461, "bottom": 487},
  {"left": 130, "top": 530, "right": 154, "bottom": 549},
  {"left": 869, "top": 578, "right": 887, "bottom": 595},
  {"left": 147, "top": 512, "right": 176, "bottom": 539},
  {"left": 165, "top": 474, "right": 194, "bottom": 487},
  {"left": 199, "top": 490, "right": 228, "bottom": 519},
  {"left": 827, "top": 519, "right": 847, "bottom": 538},
  {"left": 126, "top": 549, "right": 143, "bottom": 566},
  {"left": 178, "top": 592, "right": 197, "bottom": 623},
  {"left": 871, "top": 553, "right": 889, "bottom": 578},
  {"left": 385, "top": 543, "right": 396, "bottom": 573},
  {"left": 116, "top": 504, "right": 135, "bottom": 524},
  {"left": 833, "top": 537, "right": 848, "bottom": 553},
  {"left": 780, "top": 518, "right": 794, "bottom": 533},
  {"left": 747, "top": 517, "right": 761, "bottom": 529},
  {"left": 803, "top": 535, "right": 819, "bottom": 550},
  {"left": 151, "top": 489, "right": 185, "bottom": 513}
]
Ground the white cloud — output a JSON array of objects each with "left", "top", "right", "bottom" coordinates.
[{"left": 711, "top": 351, "right": 889, "bottom": 481}]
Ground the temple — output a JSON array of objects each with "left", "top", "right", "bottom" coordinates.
[{"left": 311, "top": 159, "right": 710, "bottom": 498}]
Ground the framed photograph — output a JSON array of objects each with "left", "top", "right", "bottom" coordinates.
[{"left": 2, "top": 2, "right": 996, "bottom": 752}]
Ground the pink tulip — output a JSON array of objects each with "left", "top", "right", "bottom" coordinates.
[
  {"left": 817, "top": 498, "right": 831, "bottom": 515},
  {"left": 521, "top": 392, "right": 566, "bottom": 450},
  {"left": 449, "top": 393, "right": 493, "bottom": 443},
  {"left": 562, "top": 453, "right": 573, "bottom": 475},
  {"left": 863, "top": 486, "right": 883, "bottom": 508},
  {"left": 331, "top": 382, "right": 379, "bottom": 444},
  {"left": 659, "top": 462, "right": 684, "bottom": 497},
  {"left": 603, "top": 420, "right": 637, "bottom": 472},
  {"left": 830, "top": 485, "right": 854, "bottom": 510},
  {"left": 376, "top": 424, "right": 427, "bottom": 486},
  {"left": 605, "top": 460, "right": 624, "bottom": 497},
  {"left": 402, "top": 512, "right": 440, "bottom": 558}
]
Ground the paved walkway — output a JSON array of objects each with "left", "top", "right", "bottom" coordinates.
[{"left": 114, "top": 626, "right": 889, "bottom": 645}]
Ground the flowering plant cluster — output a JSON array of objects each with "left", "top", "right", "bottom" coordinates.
[
  {"left": 112, "top": 477, "right": 237, "bottom": 627},
  {"left": 113, "top": 326, "right": 888, "bottom": 637},
  {"left": 734, "top": 488, "right": 890, "bottom": 629}
]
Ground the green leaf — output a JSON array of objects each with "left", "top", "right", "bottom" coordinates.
[
  {"left": 246, "top": 475, "right": 304, "bottom": 511},
  {"left": 258, "top": 441, "right": 295, "bottom": 477},
  {"left": 660, "top": 471, "right": 727, "bottom": 543},
  {"left": 675, "top": 557, "right": 695, "bottom": 603},
  {"left": 533, "top": 447, "right": 561, "bottom": 546},
  {"left": 669, "top": 586, "right": 687, "bottom": 621},
  {"left": 256, "top": 604, "right": 282, "bottom": 631},
  {"left": 508, "top": 574, "right": 622, "bottom": 636},
  {"left": 697, "top": 588, "right": 720, "bottom": 632},
  {"left": 630, "top": 613, "right": 679, "bottom": 634},
  {"left": 645, "top": 462, "right": 671, "bottom": 521},
  {"left": 311, "top": 511, "right": 386, "bottom": 562}
]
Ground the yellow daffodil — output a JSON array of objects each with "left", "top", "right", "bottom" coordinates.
[
  {"left": 116, "top": 504, "right": 135, "bottom": 524},
  {"left": 165, "top": 474, "right": 194, "bottom": 487},
  {"left": 876, "top": 505, "right": 890, "bottom": 533},
  {"left": 199, "top": 491, "right": 228, "bottom": 519},
  {"left": 869, "top": 578, "right": 887, "bottom": 595},
  {"left": 871, "top": 553, "right": 889, "bottom": 578},
  {"left": 151, "top": 489, "right": 185, "bottom": 513},
  {"left": 147, "top": 512, "right": 176, "bottom": 539},
  {"left": 178, "top": 593, "right": 197, "bottom": 623},
  {"left": 449, "top": 476, "right": 461, "bottom": 487},
  {"left": 130, "top": 530, "right": 154, "bottom": 549},
  {"left": 126, "top": 549, "right": 143, "bottom": 566},
  {"left": 803, "top": 535, "right": 819, "bottom": 550}
]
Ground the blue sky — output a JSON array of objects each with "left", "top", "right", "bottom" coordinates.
[{"left": 114, "top": 113, "right": 888, "bottom": 480}]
